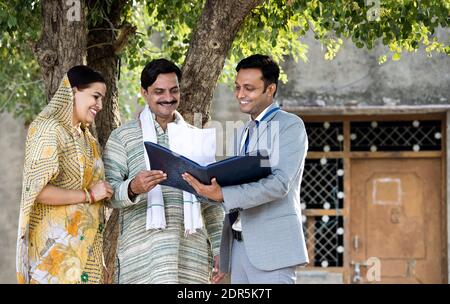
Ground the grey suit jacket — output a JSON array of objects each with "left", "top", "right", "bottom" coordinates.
[{"left": 219, "top": 103, "right": 309, "bottom": 272}]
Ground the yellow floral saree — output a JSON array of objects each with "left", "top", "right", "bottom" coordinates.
[{"left": 16, "top": 75, "right": 105, "bottom": 284}]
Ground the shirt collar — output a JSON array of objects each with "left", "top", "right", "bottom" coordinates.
[
  {"left": 252, "top": 103, "right": 276, "bottom": 122},
  {"left": 151, "top": 111, "right": 182, "bottom": 135}
]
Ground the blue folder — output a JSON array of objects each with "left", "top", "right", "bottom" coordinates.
[{"left": 144, "top": 141, "right": 272, "bottom": 196}]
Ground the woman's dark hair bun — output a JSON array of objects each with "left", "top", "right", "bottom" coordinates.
[{"left": 67, "top": 65, "right": 106, "bottom": 89}]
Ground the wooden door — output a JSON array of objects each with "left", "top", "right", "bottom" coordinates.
[{"left": 349, "top": 158, "right": 444, "bottom": 283}]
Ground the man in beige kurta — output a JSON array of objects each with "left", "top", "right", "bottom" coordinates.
[{"left": 103, "top": 59, "right": 224, "bottom": 283}]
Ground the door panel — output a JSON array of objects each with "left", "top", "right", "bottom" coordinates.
[{"left": 350, "top": 158, "right": 443, "bottom": 283}]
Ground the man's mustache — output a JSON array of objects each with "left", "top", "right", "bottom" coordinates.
[{"left": 157, "top": 100, "right": 178, "bottom": 105}]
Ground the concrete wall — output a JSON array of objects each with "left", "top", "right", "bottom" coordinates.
[
  {"left": 208, "top": 84, "right": 247, "bottom": 159},
  {"left": 279, "top": 30, "right": 450, "bottom": 108},
  {"left": 0, "top": 113, "right": 26, "bottom": 283}
]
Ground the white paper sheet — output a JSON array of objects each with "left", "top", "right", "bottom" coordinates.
[{"left": 167, "top": 123, "right": 216, "bottom": 166}]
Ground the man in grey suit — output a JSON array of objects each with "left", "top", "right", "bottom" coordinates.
[{"left": 182, "top": 54, "right": 308, "bottom": 284}]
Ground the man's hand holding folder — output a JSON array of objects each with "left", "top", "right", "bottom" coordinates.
[
  {"left": 182, "top": 174, "right": 223, "bottom": 202},
  {"left": 128, "top": 170, "right": 167, "bottom": 197},
  {"left": 144, "top": 142, "right": 271, "bottom": 198}
]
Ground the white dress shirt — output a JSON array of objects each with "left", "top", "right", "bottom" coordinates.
[{"left": 232, "top": 104, "right": 274, "bottom": 232}]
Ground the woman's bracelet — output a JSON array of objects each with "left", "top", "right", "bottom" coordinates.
[
  {"left": 89, "top": 189, "right": 96, "bottom": 204},
  {"left": 83, "top": 188, "right": 91, "bottom": 204}
]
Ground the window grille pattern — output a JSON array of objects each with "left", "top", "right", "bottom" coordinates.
[
  {"left": 350, "top": 120, "right": 442, "bottom": 152},
  {"left": 305, "top": 122, "right": 344, "bottom": 152},
  {"left": 301, "top": 159, "right": 344, "bottom": 209},
  {"left": 301, "top": 118, "right": 442, "bottom": 269},
  {"left": 303, "top": 216, "right": 344, "bottom": 267}
]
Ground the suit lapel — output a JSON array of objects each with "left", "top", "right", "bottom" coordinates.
[{"left": 248, "top": 104, "right": 280, "bottom": 153}]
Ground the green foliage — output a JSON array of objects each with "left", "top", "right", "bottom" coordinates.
[
  {"left": 117, "top": 1, "right": 203, "bottom": 120},
  {"left": 298, "top": 0, "right": 450, "bottom": 62},
  {"left": 0, "top": 0, "right": 43, "bottom": 124},
  {"left": 1, "top": 0, "right": 449, "bottom": 123},
  {"left": 145, "top": 0, "right": 203, "bottom": 64},
  {"left": 224, "top": 1, "right": 310, "bottom": 85},
  {"left": 86, "top": 0, "right": 115, "bottom": 26},
  {"left": 134, "top": 0, "right": 449, "bottom": 87},
  {"left": 0, "top": 34, "right": 45, "bottom": 124}
]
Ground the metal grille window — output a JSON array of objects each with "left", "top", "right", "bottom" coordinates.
[
  {"left": 350, "top": 120, "right": 442, "bottom": 151},
  {"left": 300, "top": 116, "right": 444, "bottom": 278},
  {"left": 304, "top": 216, "right": 344, "bottom": 267},
  {"left": 302, "top": 120, "right": 345, "bottom": 268},
  {"left": 301, "top": 159, "right": 344, "bottom": 209},
  {"left": 305, "top": 122, "right": 344, "bottom": 152}
]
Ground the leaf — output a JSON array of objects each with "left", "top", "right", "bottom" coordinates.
[
  {"left": 392, "top": 53, "right": 401, "bottom": 61},
  {"left": 378, "top": 55, "right": 387, "bottom": 64},
  {"left": 7, "top": 16, "right": 17, "bottom": 29}
]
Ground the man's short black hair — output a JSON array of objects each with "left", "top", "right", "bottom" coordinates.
[
  {"left": 141, "top": 58, "right": 182, "bottom": 90},
  {"left": 236, "top": 54, "right": 280, "bottom": 96}
]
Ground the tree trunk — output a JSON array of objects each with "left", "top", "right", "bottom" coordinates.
[
  {"left": 85, "top": 0, "right": 130, "bottom": 284},
  {"left": 86, "top": 0, "right": 129, "bottom": 148},
  {"left": 34, "top": 0, "right": 87, "bottom": 101},
  {"left": 179, "top": 0, "right": 262, "bottom": 125}
]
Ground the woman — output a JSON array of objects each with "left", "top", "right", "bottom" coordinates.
[{"left": 16, "top": 66, "right": 113, "bottom": 284}]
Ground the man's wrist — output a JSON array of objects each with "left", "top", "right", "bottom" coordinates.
[
  {"left": 128, "top": 180, "right": 137, "bottom": 198},
  {"left": 216, "top": 189, "right": 224, "bottom": 202}
]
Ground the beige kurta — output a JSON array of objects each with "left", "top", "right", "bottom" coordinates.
[{"left": 103, "top": 114, "right": 224, "bottom": 284}]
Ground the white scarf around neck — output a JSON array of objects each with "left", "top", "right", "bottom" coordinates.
[{"left": 140, "top": 105, "right": 215, "bottom": 235}]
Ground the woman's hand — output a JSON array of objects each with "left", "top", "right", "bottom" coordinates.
[{"left": 89, "top": 180, "right": 114, "bottom": 202}]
